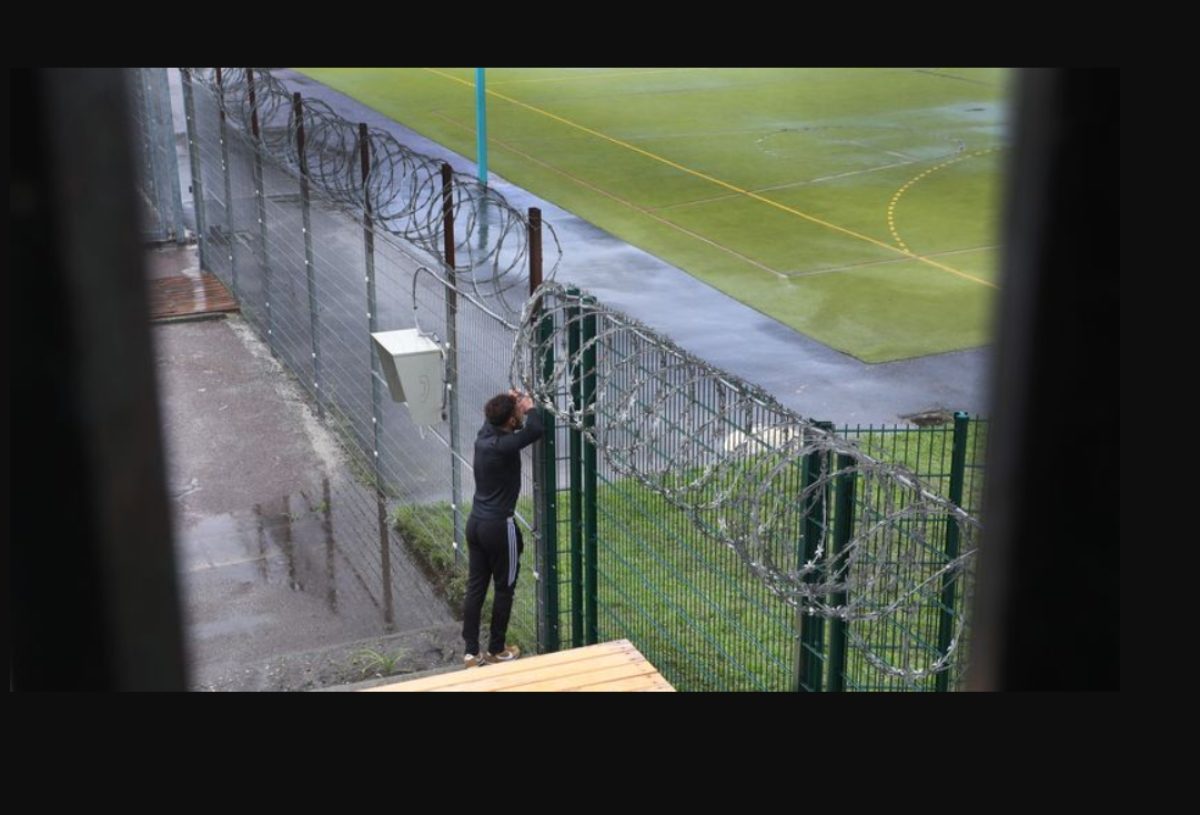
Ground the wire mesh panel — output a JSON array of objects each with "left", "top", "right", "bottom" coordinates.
[
  {"left": 128, "top": 68, "right": 185, "bottom": 243},
  {"left": 184, "top": 68, "right": 558, "bottom": 655},
  {"left": 514, "top": 285, "right": 984, "bottom": 691}
]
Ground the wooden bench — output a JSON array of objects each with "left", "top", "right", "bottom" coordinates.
[{"left": 363, "top": 639, "right": 675, "bottom": 692}]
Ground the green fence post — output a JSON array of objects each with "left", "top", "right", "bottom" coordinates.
[
  {"left": 567, "top": 286, "right": 584, "bottom": 648},
  {"left": 935, "top": 411, "right": 970, "bottom": 691},
  {"left": 529, "top": 208, "right": 559, "bottom": 653},
  {"left": 582, "top": 296, "right": 598, "bottom": 645},
  {"left": 795, "top": 421, "right": 832, "bottom": 692},
  {"left": 827, "top": 451, "right": 856, "bottom": 692}
]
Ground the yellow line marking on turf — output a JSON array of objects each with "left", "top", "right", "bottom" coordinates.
[
  {"left": 424, "top": 68, "right": 999, "bottom": 289},
  {"left": 887, "top": 147, "right": 1003, "bottom": 264},
  {"left": 429, "top": 111, "right": 787, "bottom": 280},
  {"left": 784, "top": 245, "right": 998, "bottom": 278},
  {"left": 488, "top": 68, "right": 696, "bottom": 86}
]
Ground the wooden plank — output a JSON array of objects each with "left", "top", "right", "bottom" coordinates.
[
  {"left": 366, "top": 640, "right": 636, "bottom": 692},
  {"left": 363, "top": 639, "right": 676, "bottom": 693},
  {"left": 397, "top": 650, "right": 640, "bottom": 693},
  {"left": 571, "top": 674, "right": 676, "bottom": 692},
  {"left": 147, "top": 273, "right": 239, "bottom": 320},
  {"left": 567, "top": 675, "right": 675, "bottom": 692},
  {"left": 434, "top": 653, "right": 643, "bottom": 693},
  {"left": 377, "top": 642, "right": 636, "bottom": 692},
  {"left": 500, "top": 663, "right": 658, "bottom": 692}
]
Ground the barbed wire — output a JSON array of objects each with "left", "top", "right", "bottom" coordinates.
[
  {"left": 513, "top": 282, "right": 980, "bottom": 680},
  {"left": 188, "top": 67, "right": 560, "bottom": 318}
]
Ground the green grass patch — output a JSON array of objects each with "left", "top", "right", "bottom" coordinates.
[{"left": 392, "top": 419, "right": 984, "bottom": 690}]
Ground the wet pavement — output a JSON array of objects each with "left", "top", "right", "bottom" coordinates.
[
  {"left": 153, "top": 290, "right": 459, "bottom": 690},
  {"left": 145, "top": 242, "right": 238, "bottom": 321}
]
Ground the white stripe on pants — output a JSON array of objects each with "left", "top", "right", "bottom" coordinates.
[{"left": 507, "top": 517, "right": 518, "bottom": 586}]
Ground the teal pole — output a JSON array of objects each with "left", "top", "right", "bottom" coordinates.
[{"left": 476, "top": 68, "right": 488, "bottom": 185}]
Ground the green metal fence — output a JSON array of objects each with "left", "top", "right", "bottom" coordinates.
[{"left": 525, "top": 286, "right": 986, "bottom": 692}]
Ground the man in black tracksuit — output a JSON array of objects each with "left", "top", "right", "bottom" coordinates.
[{"left": 462, "top": 390, "right": 543, "bottom": 666}]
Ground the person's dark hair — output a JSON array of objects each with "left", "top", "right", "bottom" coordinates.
[{"left": 485, "top": 393, "right": 516, "bottom": 427}]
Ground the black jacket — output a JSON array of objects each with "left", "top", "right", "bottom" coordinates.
[{"left": 470, "top": 409, "right": 544, "bottom": 520}]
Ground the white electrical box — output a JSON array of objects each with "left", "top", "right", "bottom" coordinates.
[{"left": 370, "top": 329, "right": 445, "bottom": 426}]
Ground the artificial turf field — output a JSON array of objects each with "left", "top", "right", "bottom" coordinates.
[{"left": 296, "top": 68, "right": 1009, "bottom": 363}]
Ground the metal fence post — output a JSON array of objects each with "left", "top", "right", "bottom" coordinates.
[
  {"left": 216, "top": 68, "right": 237, "bottom": 296},
  {"left": 529, "top": 207, "right": 559, "bottom": 652},
  {"left": 293, "top": 92, "right": 323, "bottom": 418},
  {"left": 441, "top": 164, "right": 464, "bottom": 562},
  {"left": 246, "top": 69, "right": 274, "bottom": 356},
  {"left": 794, "top": 421, "right": 832, "bottom": 692},
  {"left": 827, "top": 451, "right": 856, "bottom": 692},
  {"left": 582, "top": 296, "right": 599, "bottom": 646},
  {"left": 179, "top": 68, "right": 208, "bottom": 270},
  {"left": 151, "top": 69, "right": 188, "bottom": 244},
  {"left": 567, "top": 286, "right": 584, "bottom": 648},
  {"left": 935, "top": 411, "right": 970, "bottom": 692},
  {"left": 359, "top": 123, "right": 394, "bottom": 627}
]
